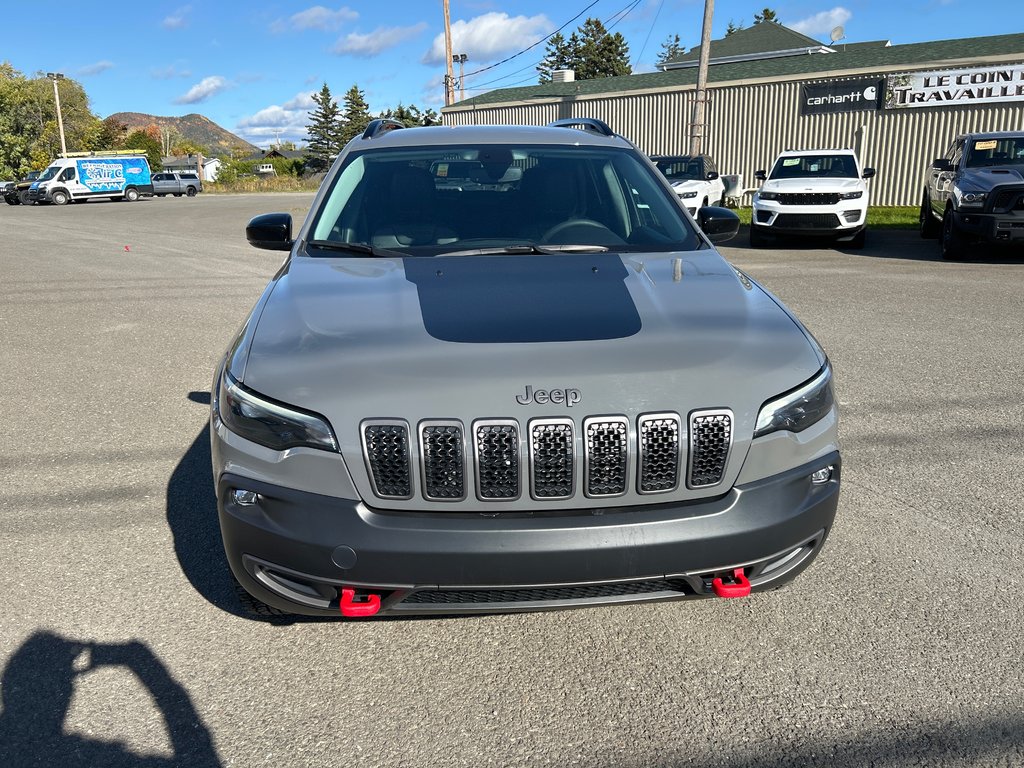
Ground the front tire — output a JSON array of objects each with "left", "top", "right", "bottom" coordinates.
[
  {"left": 941, "top": 208, "right": 967, "bottom": 261},
  {"left": 749, "top": 223, "right": 769, "bottom": 248},
  {"left": 124, "top": 187, "right": 140, "bottom": 202},
  {"left": 51, "top": 190, "right": 69, "bottom": 206},
  {"left": 920, "top": 193, "right": 940, "bottom": 239},
  {"left": 846, "top": 228, "right": 866, "bottom": 249},
  {"left": 19, "top": 191, "right": 32, "bottom": 205}
]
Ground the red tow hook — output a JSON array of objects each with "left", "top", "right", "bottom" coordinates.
[
  {"left": 339, "top": 588, "right": 381, "bottom": 617},
  {"left": 712, "top": 568, "right": 751, "bottom": 598}
]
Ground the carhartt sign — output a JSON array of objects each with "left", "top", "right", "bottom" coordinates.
[
  {"left": 799, "top": 78, "right": 883, "bottom": 116},
  {"left": 885, "top": 64, "right": 1024, "bottom": 109}
]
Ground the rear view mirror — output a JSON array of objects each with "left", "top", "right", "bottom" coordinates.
[{"left": 246, "top": 213, "right": 293, "bottom": 251}]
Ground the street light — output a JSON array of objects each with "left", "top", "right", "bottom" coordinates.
[
  {"left": 46, "top": 72, "right": 68, "bottom": 157},
  {"left": 453, "top": 54, "right": 468, "bottom": 102}
]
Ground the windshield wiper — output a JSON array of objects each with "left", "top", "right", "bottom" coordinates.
[
  {"left": 438, "top": 244, "right": 608, "bottom": 257},
  {"left": 306, "top": 240, "right": 408, "bottom": 258}
]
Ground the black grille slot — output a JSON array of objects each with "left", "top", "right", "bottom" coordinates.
[
  {"left": 421, "top": 423, "right": 465, "bottom": 500},
  {"left": 774, "top": 213, "right": 840, "bottom": 229},
  {"left": 585, "top": 418, "right": 628, "bottom": 497},
  {"left": 777, "top": 192, "right": 841, "bottom": 206},
  {"left": 475, "top": 422, "right": 520, "bottom": 500},
  {"left": 638, "top": 415, "right": 681, "bottom": 493},
  {"left": 689, "top": 411, "right": 732, "bottom": 488},
  {"left": 362, "top": 422, "right": 412, "bottom": 499},
  {"left": 402, "top": 578, "right": 694, "bottom": 604},
  {"left": 530, "top": 420, "right": 574, "bottom": 499},
  {"left": 992, "top": 190, "right": 1024, "bottom": 212}
]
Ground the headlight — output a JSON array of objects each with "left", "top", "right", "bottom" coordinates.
[
  {"left": 757, "top": 191, "right": 779, "bottom": 201},
  {"left": 839, "top": 191, "right": 863, "bottom": 200},
  {"left": 960, "top": 191, "right": 986, "bottom": 206},
  {"left": 754, "top": 365, "right": 834, "bottom": 438},
  {"left": 218, "top": 371, "right": 338, "bottom": 451},
  {"left": 678, "top": 190, "right": 698, "bottom": 199}
]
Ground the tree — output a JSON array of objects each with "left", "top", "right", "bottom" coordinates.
[
  {"left": 172, "top": 139, "right": 208, "bottom": 157},
  {"left": 96, "top": 116, "right": 128, "bottom": 149},
  {"left": 338, "top": 84, "right": 371, "bottom": 146},
  {"left": 725, "top": 20, "right": 745, "bottom": 36},
  {"left": 305, "top": 82, "right": 342, "bottom": 172},
  {"left": 656, "top": 34, "right": 683, "bottom": 66},
  {"left": 537, "top": 32, "right": 574, "bottom": 83},
  {"left": 575, "top": 19, "right": 631, "bottom": 80},
  {"left": 378, "top": 103, "right": 440, "bottom": 128},
  {"left": 122, "top": 129, "right": 162, "bottom": 170},
  {"left": 753, "top": 8, "right": 779, "bottom": 24}
]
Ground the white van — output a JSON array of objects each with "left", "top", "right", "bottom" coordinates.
[{"left": 28, "top": 152, "right": 154, "bottom": 205}]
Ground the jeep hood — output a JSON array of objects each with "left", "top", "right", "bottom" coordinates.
[
  {"left": 762, "top": 177, "right": 863, "bottom": 193},
  {"left": 238, "top": 251, "right": 823, "bottom": 440}
]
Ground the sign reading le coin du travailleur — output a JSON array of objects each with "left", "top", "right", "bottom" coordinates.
[{"left": 885, "top": 64, "right": 1024, "bottom": 109}]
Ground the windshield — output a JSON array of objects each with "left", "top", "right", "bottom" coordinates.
[
  {"left": 655, "top": 158, "right": 704, "bottom": 182},
  {"left": 307, "top": 143, "right": 699, "bottom": 256},
  {"left": 769, "top": 154, "right": 857, "bottom": 180},
  {"left": 965, "top": 136, "right": 1024, "bottom": 167},
  {"left": 36, "top": 165, "right": 60, "bottom": 182}
]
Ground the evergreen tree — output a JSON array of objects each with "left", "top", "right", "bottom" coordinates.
[
  {"left": 338, "top": 84, "right": 371, "bottom": 146},
  {"left": 575, "top": 19, "right": 631, "bottom": 80},
  {"left": 753, "top": 8, "right": 779, "bottom": 24},
  {"left": 537, "top": 32, "right": 575, "bottom": 83},
  {"left": 305, "top": 82, "right": 341, "bottom": 172},
  {"left": 725, "top": 20, "right": 745, "bottom": 36},
  {"left": 656, "top": 34, "right": 683, "bottom": 66}
]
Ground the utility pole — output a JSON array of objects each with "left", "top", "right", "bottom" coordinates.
[
  {"left": 453, "top": 53, "right": 468, "bottom": 101},
  {"left": 688, "top": 0, "right": 714, "bottom": 156},
  {"left": 46, "top": 72, "right": 68, "bottom": 157},
  {"left": 443, "top": 0, "right": 454, "bottom": 106}
]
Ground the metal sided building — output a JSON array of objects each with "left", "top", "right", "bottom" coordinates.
[{"left": 441, "top": 24, "right": 1024, "bottom": 206}]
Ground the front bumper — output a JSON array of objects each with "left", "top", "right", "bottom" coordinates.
[
  {"left": 218, "top": 452, "right": 841, "bottom": 617},
  {"left": 954, "top": 202, "right": 1024, "bottom": 244},
  {"left": 752, "top": 203, "right": 865, "bottom": 237}
]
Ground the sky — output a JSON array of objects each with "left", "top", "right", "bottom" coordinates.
[{"left": 2, "top": 0, "right": 1015, "bottom": 149}]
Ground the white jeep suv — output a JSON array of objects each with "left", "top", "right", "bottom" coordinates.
[{"left": 750, "top": 149, "right": 875, "bottom": 248}]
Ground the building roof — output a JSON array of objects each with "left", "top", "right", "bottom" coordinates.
[
  {"left": 447, "top": 30, "right": 1024, "bottom": 110},
  {"left": 669, "top": 22, "right": 825, "bottom": 64}
]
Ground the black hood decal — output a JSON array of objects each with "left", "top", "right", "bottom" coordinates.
[{"left": 404, "top": 254, "right": 642, "bottom": 343}]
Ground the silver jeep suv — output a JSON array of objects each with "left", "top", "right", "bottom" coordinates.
[{"left": 211, "top": 118, "right": 840, "bottom": 618}]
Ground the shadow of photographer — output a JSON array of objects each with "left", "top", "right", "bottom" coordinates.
[{"left": 0, "top": 631, "right": 222, "bottom": 767}]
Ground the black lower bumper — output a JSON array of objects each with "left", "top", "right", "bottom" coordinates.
[
  {"left": 218, "top": 453, "right": 840, "bottom": 617},
  {"left": 954, "top": 210, "right": 1024, "bottom": 244}
]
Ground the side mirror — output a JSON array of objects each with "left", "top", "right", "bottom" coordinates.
[
  {"left": 862, "top": 167, "right": 876, "bottom": 179},
  {"left": 754, "top": 170, "right": 766, "bottom": 181},
  {"left": 698, "top": 206, "right": 741, "bottom": 244},
  {"left": 246, "top": 212, "right": 293, "bottom": 251},
  {"left": 932, "top": 158, "right": 953, "bottom": 172},
  {"left": 706, "top": 171, "right": 719, "bottom": 181}
]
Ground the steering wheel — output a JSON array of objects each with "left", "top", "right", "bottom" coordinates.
[{"left": 541, "top": 218, "right": 619, "bottom": 244}]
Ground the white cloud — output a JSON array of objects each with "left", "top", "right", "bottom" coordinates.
[
  {"left": 79, "top": 61, "right": 114, "bottom": 76},
  {"left": 333, "top": 23, "right": 428, "bottom": 57},
  {"left": 151, "top": 64, "right": 192, "bottom": 79},
  {"left": 786, "top": 7, "right": 853, "bottom": 38},
  {"left": 175, "top": 76, "right": 229, "bottom": 104},
  {"left": 271, "top": 5, "right": 358, "bottom": 33},
  {"left": 235, "top": 91, "right": 319, "bottom": 146},
  {"left": 162, "top": 5, "right": 191, "bottom": 30},
  {"left": 423, "top": 12, "right": 552, "bottom": 65}
]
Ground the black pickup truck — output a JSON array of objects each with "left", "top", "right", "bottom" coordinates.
[
  {"left": 920, "top": 131, "right": 1024, "bottom": 259},
  {"left": 3, "top": 170, "right": 41, "bottom": 205}
]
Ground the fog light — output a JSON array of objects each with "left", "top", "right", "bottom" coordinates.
[
  {"left": 810, "top": 466, "right": 833, "bottom": 485},
  {"left": 232, "top": 489, "right": 260, "bottom": 506}
]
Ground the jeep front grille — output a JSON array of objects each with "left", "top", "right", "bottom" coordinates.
[
  {"left": 688, "top": 410, "right": 733, "bottom": 488},
  {"left": 362, "top": 421, "right": 412, "bottom": 499},
  {"left": 474, "top": 421, "right": 520, "bottom": 500},
  {"left": 776, "top": 192, "right": 841, "bottom": 206},
  {"left": 420, "top": 421, "right": 466, "bottom": 500},
  {"left": 638, "top": 414, "right": 681, "bottom": 493},
  {"left": 529, "top": 419, "right": 574, "bottom": 499},
  {"left": 361, "top": 410, "right": 734, "bottom": 503},
  {"left": 584, "top": 417, "right": 629, "bottom": 497},
  {"left": 774, "top": 213, "right": 840, "bottom": 229}
]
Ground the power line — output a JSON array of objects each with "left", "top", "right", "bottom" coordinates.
[
  {"left": 632, "top": 0, "right": 666, "bottom": 68},
  {"left": 461, "top": 0, "right": 600, "bottom": 78}
]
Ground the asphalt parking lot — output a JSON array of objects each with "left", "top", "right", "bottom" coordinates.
[{"left": 1, "top": 194, "right": 1022, "bottom": 767}]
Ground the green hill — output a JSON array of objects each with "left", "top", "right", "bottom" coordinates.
[{"left": 107, "top": 112, "right": 260, "bottom": 156}]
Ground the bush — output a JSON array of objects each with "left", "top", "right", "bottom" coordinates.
[{"left": 205, "top": 175, "right": 321, "bottom": 194}]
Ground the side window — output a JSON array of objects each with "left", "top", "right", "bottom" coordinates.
[
  {"left": 950, "top": 141, "right": 964, "bottom": 169},
  {"left": 61, "top": 167, "right": 75, "bottom": 181}
]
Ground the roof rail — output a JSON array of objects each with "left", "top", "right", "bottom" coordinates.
[
  {"left": 362, "top": 119, "right": 405, "bottom": 140},
  {"left": 62, "top": 150, "right": 148, "bottom": 158},
  {"left": 547, "top": 118, "right": 615, "bottom": 137}
]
